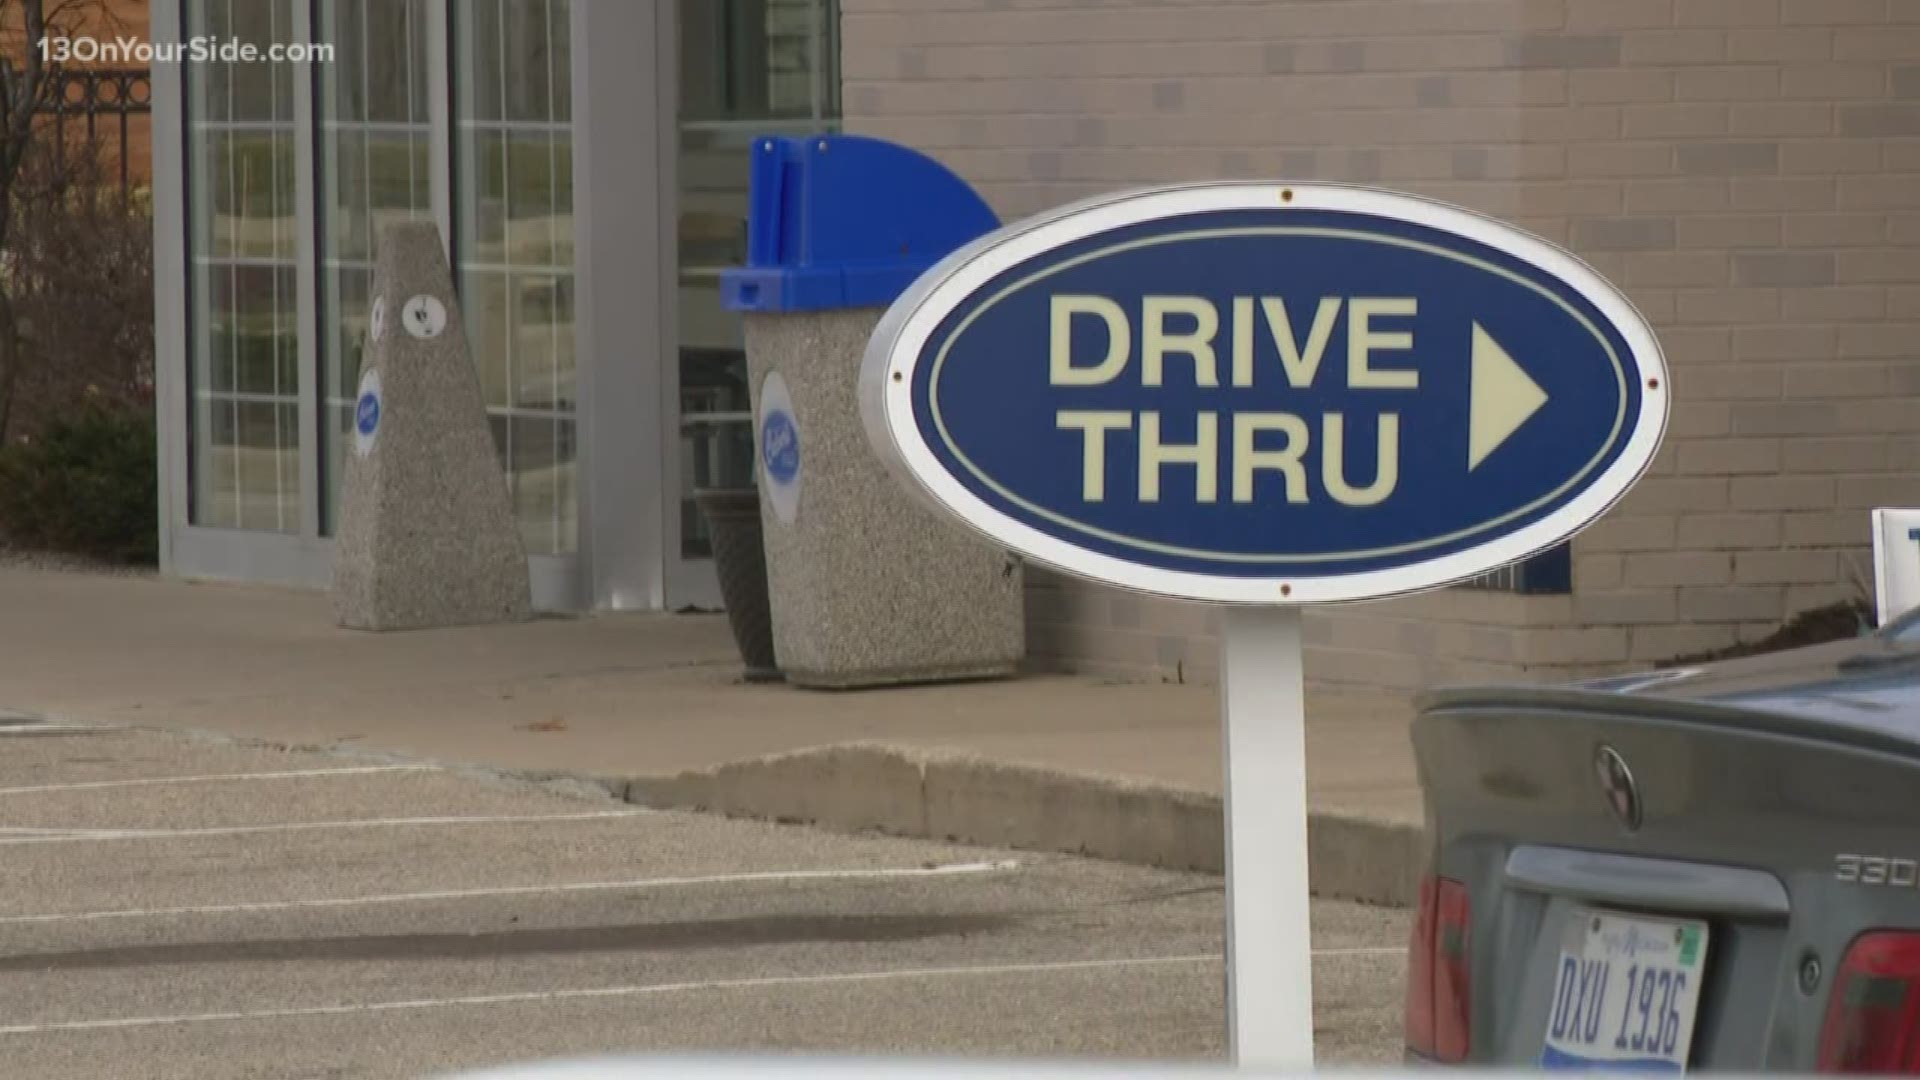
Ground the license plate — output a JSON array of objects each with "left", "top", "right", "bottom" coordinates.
[{"left": 1539, "top": 909, "right": 1709, "bottom": 1073}]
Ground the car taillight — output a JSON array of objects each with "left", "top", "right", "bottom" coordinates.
[
  {"left": 1405, "top": 873, "right": 1472, "bottom": 1062},
  {"left": 1819, "top": 932, "right": 1920, "bottom": 1074}
]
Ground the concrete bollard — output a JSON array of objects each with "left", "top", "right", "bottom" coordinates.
[{"left": 332, "top": 222, "right": 531, "bottom": 631}]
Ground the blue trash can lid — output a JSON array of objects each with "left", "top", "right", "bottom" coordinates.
[{"left": 720, "top": 135, "right": 1000, "bottom": 314}]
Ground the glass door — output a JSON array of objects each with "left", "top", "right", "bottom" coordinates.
[{"left": 668, "top": 0, "right": 837, "bottom": 608}]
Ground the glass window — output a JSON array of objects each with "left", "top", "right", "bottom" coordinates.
[
  {"left": 455, "top": 0, "right": 576, "bottom": 556},
  {"left": 185, "top": 0, "right": 301, "bottom": 532},
  {"left": 677, "top": 0, "right": 838, "bottom": 559},
  {"left": 316, "top": 0, "right": 432, "bottom": 534}
]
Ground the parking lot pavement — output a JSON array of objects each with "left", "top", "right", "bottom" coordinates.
[{"left": 0, "top": 721, "right": 1408, "bottom": 1078}]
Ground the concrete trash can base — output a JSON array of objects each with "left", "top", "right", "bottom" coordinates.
[
  {"left": 720, "top": 134, "right": 1022, "bottom": 690},
  {"left": 745, "top": 309, "right": 1024, "bottom": 690},
  {"left": 695, "top": 488, "right": 782, "bottom": 684}
]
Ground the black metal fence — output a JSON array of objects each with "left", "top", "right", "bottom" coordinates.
[
  {"left": 1460, "top": 542, "right": 1574, "bottom": 594},
  {"left": 35, "top": 66, "right": 151, "bottom": 193}
]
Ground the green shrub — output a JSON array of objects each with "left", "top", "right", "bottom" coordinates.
[{"left": 0, "top": 404, "right": 157, "bottom": 565}]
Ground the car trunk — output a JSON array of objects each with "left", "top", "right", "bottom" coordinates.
[{"left": 1412, "top": 681, "right": 1920, "bottom": 1071}]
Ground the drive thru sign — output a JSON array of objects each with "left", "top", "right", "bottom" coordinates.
[{"left": 859, "top": 182, "right": 1669, "bottom": 1063}]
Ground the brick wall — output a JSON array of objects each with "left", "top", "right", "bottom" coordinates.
[{"left": 843, "top": 0, "right": 1920, "bottom": 689}]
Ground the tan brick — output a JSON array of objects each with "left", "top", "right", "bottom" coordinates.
[
  {"left": 1626, "top": 550, "right": 1735, "bottom": 586},
  {"left": 1782, "top": 286, "right": 1885, "bottom": 321},
  {"left": 1575, "top": 589, "right": 1680, "bottom": 626},
  {"left": 1569, "top": 142, "right": 1676, "bottom": 176},
  {"left": 1625, "top": 178, "right": 1733, "bottom": 214},
  {"left": 1354, "top": 36, "right": 1514, "bottom": 72},
  {"left": 1840, "top": 322, "right": 1920, "bottom": 359},
  {"left": 1583, "top": 515, "right": 1682, "bottom": 552},
  {"left": 1677, "top": 364, "right": 1784, "bottom": 400},
  {"left": 1617, "top": 479, "right": 1730, "bottom": 517},
  {"left": 1782, "top": 435, "right": 1891, "bottom": 471},
  {"left": 1782, "top": 64, "right": 1888, "bottom": 101},
  {"left": 1572, "top": 69, "right": 1675, "bottom": 105},
  {"left": 1732, "top": 401, "right": 1846, "bottom": 437},
  {"left": 1841, "top": 104, "right": 1920, "bottom": 138},
  {"left": 1675, "top": 287, "right": 1781, "bottom": 324},
  {"left": 1658, "top": 327, "right": 1735, "bottom": 364},
  {"left": 1441, "top": 70, "right": 1572, "bottom": 107},
  {"left": 1731, "top": 104, "right": 1833, "bottom": 138},
  {"left": 1890, "top": 362, "right": 1920, "bottom": 394},
  {"left": 1781, "top": 139, "right": 1884, "bottom": 175},
  {"left": 1677, "top": 214, "right": 1780, "bottom": 248},
  {"left": 1835, "top": 27, "right": 1920, "bottom": 60},
  {"left": 1525, "top": 627, "right": 1633, "bottom": 664},
  {"left": 1898, "top": 65, "right": 1920, "bottom": 98},
  {"left": 1782, "top": 212, "right": 1886, "bottom": 247},
  {"left": 1730, "top": 176, "right": 1835, "bottom": 211},
  {"left": 1677, "top": 437, "right": 1783, "bottom": 475},
  {"left": 1677, "top": 512, "right": 1784, "bottom": 547},
  {"left": 1840, "top": 475, "right": 1920, "bottom": 507},
  {"left": 1877, "top": 139, "right": 1920, "bottom": 171},
  {"left": 1838, "top": 176, "right": 1920, "bottom": 211},
  {"left": 1622, "top": 104, "right": 1732, "bottom": 140},
  {"left": 1726, "top": 27, "right": 1836, "bottom": 60},
  {"left": 1630, "top": 624, "right": 1740, "bottom": 662},
  {"left": 1670, "top": 400, "right": 1734, "bottom": 438},
  {"left": 1572, "top": 215, "right": 1677, "bottom": 250},
  {"left": 1840, "top": 250, "right": 1920, "bottom": 283},
  {"left": 1889, "top": 285, "right": 1920, "bottom": 313},
  {"left": 1782, "top": 509, "right": 1871, "bottom": 545},
  {"left": 1733, "top": 251, "right": 1836, "bottom": 286},
  {"left": 1733, "top": 324, "right": 1835, "bottom": 361},
  {"left": 1676, "top": 66, "right": 1780, "bottom": 101},
  {"left": 1736, "top": 549, "right": 1839, "bottom": 584},
  {"left": 1783, "top": 364, "right": 1890, "bottom": 399},
  {"left": 1787, "top": 583, "right": 1864, "bottom": 612},
  {"left": 1676, "top": 140, "right": 1782, "bottom": 174},
  {"left": 1832, "top": 398, "right": 1920, "bottom": 435},
  {"left": 1626, "top": 250, "right": 1729, "bottom": 286},
  {"left": 1622, "top": 28, "right": 1728, "bottom": 64},
  {"left": 1569, "top": 0, "right": 1677, "bottom": 28},
  {"left": 1509, "top": 33, "right": 1625, "bottom": 68},
  {"left": 1783, "top": 0, "right": 1889, "bottom": 24},
  {"left": 1676, "top": 0, "right": 1782, "bottom": 27},
  {"left": 1678, "top": 585, "right": 1787, "bottom": 622},
  {"left": 1576, "top": 552, "right": 1627, "bottom": 589},
  {"left": 1731, "top": 474, "right": 1837, "bottom": 508},
  {"left": 1527, "top": 180, "right": 1627, "bottom": 216}
]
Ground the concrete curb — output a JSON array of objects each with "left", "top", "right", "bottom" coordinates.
[{"left": 623, "top": 741, "right": 1424, "bottom": 907}]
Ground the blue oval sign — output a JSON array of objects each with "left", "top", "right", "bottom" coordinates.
[
  {"left": 861, "top": 184, "right": 1668, "bottom": 603},
  {"left": 762, "top": 409, "right": 801, "bottom": 486}
]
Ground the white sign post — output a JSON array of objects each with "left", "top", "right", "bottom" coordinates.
[
  {"left": 1221, "top": 606, "right": 1315, "bottom": 1065},
  {"left": 859, "top": 182, "right": 1670, "bottom": 1065}
]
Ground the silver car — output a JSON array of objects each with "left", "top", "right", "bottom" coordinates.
[{"left": 1404, "top": 610, "right": 1920, "bottom": 1073}]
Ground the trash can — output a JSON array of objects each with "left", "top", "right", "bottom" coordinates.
[{"left": 720, "top": 134, "right": 1023, "bottom": 689}]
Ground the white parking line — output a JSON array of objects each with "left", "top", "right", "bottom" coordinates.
[
  {"left": 0, "top": 954, "right": 1224, "bottom": 1036},
  {"left": 0, "top": 765, "right": 440, "bottom": 796},
  {"left": 0, "top": 861, "right": 1025, "bottom": 924},
  {"left": 0, "top": 810, "right": 650, "bottom": 845}
]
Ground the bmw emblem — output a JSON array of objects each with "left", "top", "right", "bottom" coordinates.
[{"left": 1594, "top": 745, "right": 1642, "bottom": 832}]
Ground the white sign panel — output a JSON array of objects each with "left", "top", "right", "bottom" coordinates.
[{"left": 1872, "top": 508, "right": 1920, "bottom": 626}]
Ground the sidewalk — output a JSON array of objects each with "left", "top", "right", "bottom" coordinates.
[{"left": 0, "top": 565, "right": 1425, "bottom": 903}]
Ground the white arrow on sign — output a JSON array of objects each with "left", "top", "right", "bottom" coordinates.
[{"left": 1468, "top": 322, "right": 1549, "bottom": 471}]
